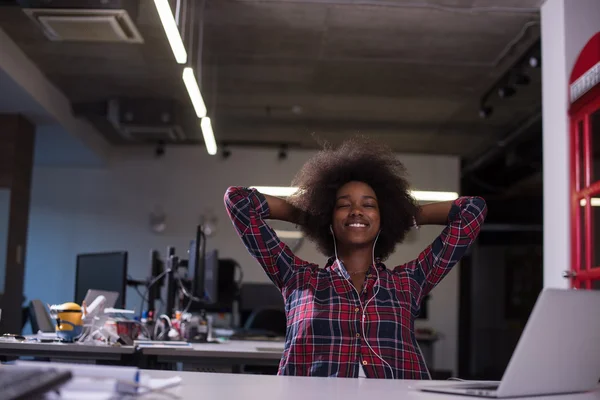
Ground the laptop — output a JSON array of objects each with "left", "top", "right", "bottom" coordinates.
[{"left": 417, "top": 288, "right": 600, "bottom": 398}]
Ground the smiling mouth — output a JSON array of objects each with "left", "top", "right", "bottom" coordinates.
[{"left": 346, "top": 223, "right": 369, "bottom": 228}]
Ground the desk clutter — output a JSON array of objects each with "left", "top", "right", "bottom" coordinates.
[{"left": 0, "top": 361, "right": 182, "bottom": 400}]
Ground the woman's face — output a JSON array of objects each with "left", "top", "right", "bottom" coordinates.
[{"left": 332, "top": 181, "right": 381, "bottom": 248}]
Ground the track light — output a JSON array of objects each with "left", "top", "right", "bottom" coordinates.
[
  {"left": 498, "top": 86, "right": 516, "bottom": 98},
  {"left": 479, "top": 106, "right": 493, "bottom": 119},
  {"left": 278, "top": 145, "right": 288, "bottom": 161},
  {"left": 529, "top": 56, "right": 540, "bottom": 68},
  {"left": 514, "top": 73, "right": 531, "bottom": 86}
]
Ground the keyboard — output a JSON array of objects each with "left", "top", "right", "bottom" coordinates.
[{"left": 0, "top": 366, "right": 72, "bottom": 400}]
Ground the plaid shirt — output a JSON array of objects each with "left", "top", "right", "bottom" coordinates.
[{"left": 225, "top": 187, "right": 487, "bottom": 379}]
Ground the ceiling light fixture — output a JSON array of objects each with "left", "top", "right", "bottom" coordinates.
[
  {"left": 182, "top": 67, "right": 207, "bottom": 118},
  {"left": 251, "top": 186, "right": 459, "bottom": 202},
  {"left": 479, "top": 105, "right": 493, "bottom": 119},
  {"left": 250, "top": 186, "right": 299, "bottom": 197},
  {"left": 529, "top": 56, "right": 540, "bottom": 68},
  {"left": 411, "top": 190, "right": 459, "bottom": 202},
  {"left": 274, "top": 230, "right": 304, "bottom": 239},
  {"left": 514, "top": 73, "right": 531, "bottom": 86},
  {"left": 154, "top": 0, "right": 187, "bottom": 64},
  {"left": 498, "top": 86, "right": 516, "bottom": 98},
  {"left": 200, "top": 117, "right": 217, "bottom": 155}
]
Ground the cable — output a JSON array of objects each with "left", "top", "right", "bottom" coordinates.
[
  {"left": 138, "top": 268, "right": 171, "bottom": 318},
  {"left": 331, "top": 227, "right": 395, "bottom": 379}
]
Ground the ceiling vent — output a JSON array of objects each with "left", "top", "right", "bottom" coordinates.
[
  {"left": 107, "top": 99, "right": 187, "bottom": 143},
  {"left": 23, "top": 8, "right": 143, "bottom": 43}
]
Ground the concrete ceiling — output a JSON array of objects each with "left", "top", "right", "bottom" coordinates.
[{"left": 0, "top": 0, "right": 543, "bottom": 160}]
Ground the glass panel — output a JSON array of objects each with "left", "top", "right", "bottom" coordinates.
[
  {"left": 0, "top": 188, "right": 9, "bottom": 294},
  {"left": 592, "top": 280, "right": 600, "bottom": 290},
  {"left": 593, "top": 203, "right": 600, "bottom": 269},
  {"left": 578, "top": 120, "right": 585, "bottom": 190},
  {"left": 579, "top": 202, "right": 586, "bottom": 271},
  {"left": 591, "top": 109, "right": 600, "bottom": 268},
  {"left": 591, "top": 109, "right": 600, "bottom": 183}
]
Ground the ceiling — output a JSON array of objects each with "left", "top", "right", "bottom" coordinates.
[{"left": 0, "top": 0, "right": 542, "bottom": 158}]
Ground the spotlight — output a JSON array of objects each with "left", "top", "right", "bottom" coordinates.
[
  {"left": 479, "top": 106, "right": 493, "bottom": 119},
  {"left": 498, "top": 86, "right": 516, "bottom": 98},
  {"left": 222, "top": 147, "right": 231, "bottom": 159},
  {"left": 278, "top": 146, "right": 288, "bottom": 161},
  {"left": 529, "top": 56, "right": 540, "bottom": 68},
  {"left": 155, "top": 140, "right": 166, "bottom": 157},
  {"left": 514, "top": 73, "right": 531, "bottom": 86}
]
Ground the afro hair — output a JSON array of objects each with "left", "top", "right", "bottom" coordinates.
[{"left": 288, "top": 136, "right": 419, "bottom": 260}]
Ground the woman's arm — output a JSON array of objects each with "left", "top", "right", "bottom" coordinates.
[
  {"left": 396, "top": 197, "right": 487, "bottom": 304},
  {"left": 224, "top": 187, "right": 310, "bottom": 291},
  {"left": 262, "top": 193, "right": 304, "bottom": 225},
  {"left": 415, "top": 201, "right": 454, "bottom": 226}
]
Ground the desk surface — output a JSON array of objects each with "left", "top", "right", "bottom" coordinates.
[
  {"left": 0, "top": 340, "right": 135, "bottom": 354},
  {"left": 140, "top": 339, "right": 284, "bottom": 360},
  {"left": 143, "top": 370, "right": 600, "bottom": 400}
]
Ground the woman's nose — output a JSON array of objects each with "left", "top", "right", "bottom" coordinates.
[{"left": 350, "top": 206, "right": 362, "bottom": 216}]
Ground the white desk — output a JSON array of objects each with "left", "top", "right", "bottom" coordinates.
[
  {"left": 141, "top": 339, "right": 284, "bottom": 370},
  {"left": 0, "top": 340, "right": 136, "bottom": 363},
  {"left": 142, "top": 369, "right": 600, "bottom": 400}
]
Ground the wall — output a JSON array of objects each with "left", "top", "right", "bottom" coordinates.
[
  {"left": 541, "top": 0, "right": 600, "bottom": 288},
  {"left": 24, "top": 145, "right": 461, "bottom": 373}
]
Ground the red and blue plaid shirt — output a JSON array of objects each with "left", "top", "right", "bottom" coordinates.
[{"left": 225, "top": 187, "right": 487, "bottom": 379}]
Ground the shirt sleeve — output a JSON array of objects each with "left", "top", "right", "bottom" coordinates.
[
  {"left": 395, "top": 196, "right": 487, "bottom": 305},
  {"left": 224, "top": 186, "right": 310, "bottom": 291}
]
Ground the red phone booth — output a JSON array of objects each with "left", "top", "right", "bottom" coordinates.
[{"left": 569, "top": 32, "right": 600, "bottom": 289}]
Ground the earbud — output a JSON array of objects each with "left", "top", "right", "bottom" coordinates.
[{"left": 329, "top": 225, "right": 333, "bottom": 234}]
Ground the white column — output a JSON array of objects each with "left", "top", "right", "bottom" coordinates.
[{"left": 541, "top": 0, "right": 600, "bottom": 289}]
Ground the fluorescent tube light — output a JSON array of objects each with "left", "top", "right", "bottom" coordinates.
[
  {"left": 250, "top": 186, "right": 300, "bottom": 197},
  {"left": 154, "top": 0, "right": 187, "bottom": 64},
  {"left": 200, "top": 117, "right": 217, "bottom": 156},
  {"left": 182, "top": 67, "right": 207, "bottom": 118},
  {"left": 580, "top": 198, "right": 600, "bottom": 206},
  {"left": 274, "top": 230, "right": 304, "bottom": 239},
  {"left": 410, "top": 190, "right": 459, "bottom": 202},
  {"left": 251, "top": 186, "right": 459, "bottom": 201}
]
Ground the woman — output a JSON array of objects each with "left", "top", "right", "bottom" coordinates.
[{"left": 224, "top": 137, "right": 487, "bottom": 379}]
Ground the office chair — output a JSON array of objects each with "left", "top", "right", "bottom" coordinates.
[
  {"left": 243, "top": 308, "right": 286, "bottom": 337},
  {"left": 28, "top": 300, "right": 55, "bottom": 333},
  {"left": 241, "top": 308, "right": 286, "bottom": 375}
]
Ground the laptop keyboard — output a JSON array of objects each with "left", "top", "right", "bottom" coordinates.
[{"left": 0, "top": 367, "right": 72, "bottom": 400}]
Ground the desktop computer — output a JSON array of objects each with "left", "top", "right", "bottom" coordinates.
[
  {"left": 186, "top": 225, "right": 219, "bottom": 305},
  {"left": 74, "top": 252, "right": 128, "bottom": 309}
]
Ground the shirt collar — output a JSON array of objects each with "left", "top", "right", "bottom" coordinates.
[{"left": 325, "top": 256, "right": 387, "bottom": 279}]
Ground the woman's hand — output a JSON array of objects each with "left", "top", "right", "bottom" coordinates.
[
  {"left": 263, "top": 194, "right": 305, "bottom": 225},
  {"left": 415, "top": 201, "right": 454, "bottom": 226}
]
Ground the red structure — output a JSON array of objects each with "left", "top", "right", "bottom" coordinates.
[{"left": 569, "top": 32, "right": 600, "bottom": 289}]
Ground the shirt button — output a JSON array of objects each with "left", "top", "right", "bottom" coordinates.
[
  {"left": 356, "top": 333, "right": 361, "bottom": 338},
  {"left": 362, "top": 360, "right": 368, "bottom": 366},
  {"left": 354, "top": 307, "right": 359, "bottom": 312}
]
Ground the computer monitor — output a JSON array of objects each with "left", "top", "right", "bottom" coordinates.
[
  {"left": 74, "top": 252, "right": 127, "bottom": 309},
  {"left": 187, "top": 225, "right": 219, "bottom": 305},
  {"left": 149, "top": 250, "right": 164, "bottom": 301}
]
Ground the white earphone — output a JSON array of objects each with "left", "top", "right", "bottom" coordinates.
[
  {"left": 329, "top": 225, "right": 432, "bottom": 380},
  {"left": 330, "top": 224, "right": 395, "bottom": 378}
]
